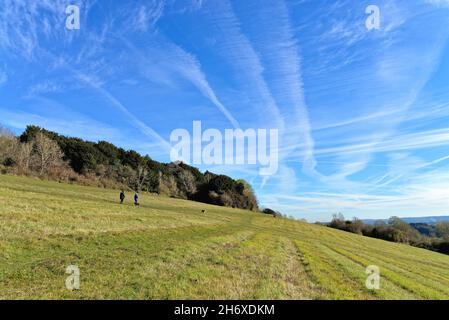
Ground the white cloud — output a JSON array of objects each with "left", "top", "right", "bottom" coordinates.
[
  {"left": 0, "top": 0, "right": 95, "bottom": 60},
  {"left": 0, "top": 108, "right": 121, "bottom": 143},
  {"left": 122, "top": 36, "right": 241, "bottom": 129},
  {"left": 240, "top": 0, "right": 317, "bottom": 176},
  {"left": 0, "top": 70, "right": 7, "bottom": 86},
  {"left": 74, "top": 70, "right": 172, "bottom": 152},
  {"left": 201, "top": 0, "right": 284, "bottom": 130},
  {"left": 425, "top": 0, "right": 449, "bottom": 7},
  {"left": 27, "top": 80, "right": 61, "bottom": 96},
  {"left": 129, "top": 1, "right": 165, "bottom": 32}
]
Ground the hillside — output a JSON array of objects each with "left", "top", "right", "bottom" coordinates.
[
  {"left": 1, "top": 174, "right": 449, "bottom": 299},
  {"left": 0, "top": 125, "right": 258, "bottom": 211}
]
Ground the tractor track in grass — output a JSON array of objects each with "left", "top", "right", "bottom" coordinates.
[
  {"left": 282, "top": 238, "right": 323, "bottom": 299},
  {"left": 321, "top": 243, "right": 419, "bottom": 299},
  {"left": 331, "top": 233, "right": 449, "bottom": 272},
  {"left": 325, "top": 245, "right": 449, "bottom": 299},
  {"left": 292, "top": 239, "right": 371, "bottom": 299},
  {"left": 326, "top": 235, "right": 449, "bottom": 289}
]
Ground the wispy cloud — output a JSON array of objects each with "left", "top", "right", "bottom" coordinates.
[
  {"left": 201, "top": 0, "right": 284, "bottom": 130},
  {"left": 0, "top": 0, "right": 95, "bottom": 60},
  {"left": 128, "top": 1, "right": 165, "bottom": 32},
  {"left": 239, "top": 0, "right": 317, "bottom": 176},
  {"left": 121, "top": 35, "right": 241, "bottom": 129},
  {"left": 425, "top": 0, "right": 449, "bottom": 7},
  {"left": 27, "top": 80, "right": 62, "bottom": 96},
  {"left": 267, "top": 171, "right": 449, "bottom": 222},
  {"left": 0, "top": 70, "right": 7, "bottom": 86},
  {"left": 74, "top": 71, "right": 172, "bottom": 152},
  {"left": 0, "top": 107, "right": 121, "bottom": 143},
  {"left": 170, "top": 43, "right": 241, "bottom": 129},
  {"left": 311, "top": 127, "right": 449, "bottom": 157}
]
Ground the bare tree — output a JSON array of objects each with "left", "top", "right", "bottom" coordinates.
[
  {"left": 0, "top": 126, "right": 15, "bottom": 164},
  {"left": 32, "top": 132, "right": 63, "bottom": 175},
  {"left": 15, "top": 142, "right": 33, "bottom": 173},
  {"left": 178, "top": 170, "right": 197, "bottom": 196},
  {"left": 134, "top": 164, "right": 148, "bottom": 192}
]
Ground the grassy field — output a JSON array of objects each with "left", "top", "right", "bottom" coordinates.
[{"left": 1, "top": 174, "right": 449, "bottom": 300}]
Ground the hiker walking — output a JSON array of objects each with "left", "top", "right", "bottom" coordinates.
[
  {"left": 134, "top": 192, "right": 139, "bottom": 206},
  {"left": 120, "top": 190, "right": 125, "bottom": 204}
]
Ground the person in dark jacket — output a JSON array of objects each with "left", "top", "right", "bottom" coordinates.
[
  {"left": 120, "top": 190, "right": 125, "bottom": 204},
  {"left": 134, "top": 192, "right": 139, "bottom": 206}
]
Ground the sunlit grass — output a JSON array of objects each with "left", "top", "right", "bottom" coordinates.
[{"left": 1, "top": 174, "right": 449, "bottom": 299}]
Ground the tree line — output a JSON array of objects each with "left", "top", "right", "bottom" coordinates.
[
  {"left": 327, "top": 214, "right": 449, "bottom": 255},
  {"left": 0, "top": 125, "right": 258, "bottom": 211}
]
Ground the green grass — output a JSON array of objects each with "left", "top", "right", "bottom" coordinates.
[{"left": 1, "top": 174, "right": 449, "bottom": 300}]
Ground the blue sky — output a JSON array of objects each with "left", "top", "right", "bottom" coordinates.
[{"left": 1, "top": 0, "right": 449, "bottom": 221}]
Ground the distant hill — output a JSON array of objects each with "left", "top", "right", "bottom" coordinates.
[{"left": 363, "top": 216, "right": 449, "bottom": 225}]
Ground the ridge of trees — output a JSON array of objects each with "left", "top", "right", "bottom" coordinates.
[
  {"left": 0, "top": 125, "right": 258, "bottom": 211},
  {"left": 327, "top": 213, "right": 449, "bottom": 255}
]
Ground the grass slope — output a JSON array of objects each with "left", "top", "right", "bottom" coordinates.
[{"left": 1, "top": 175, "right": 449, "bottom": 300}]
